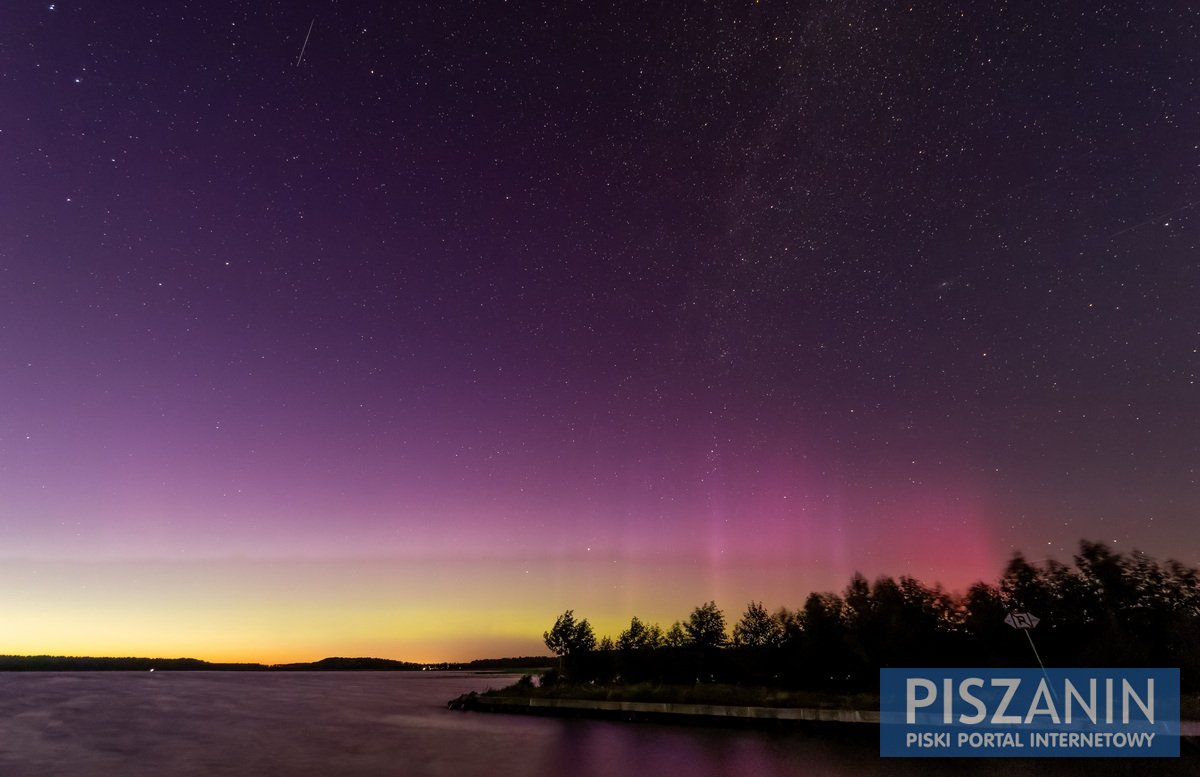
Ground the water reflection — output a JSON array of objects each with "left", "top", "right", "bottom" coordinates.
[{"left": 0, "top": 672, "right": 1191, "bottom": 776}]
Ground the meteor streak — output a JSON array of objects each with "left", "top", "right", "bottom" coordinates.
[{"left": 296, "top": 18, "right": 314, "bottom": 67}]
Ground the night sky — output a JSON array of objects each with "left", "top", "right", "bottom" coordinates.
[{"left": 2, "top": 2, "right": 1198, "bottom": 662}]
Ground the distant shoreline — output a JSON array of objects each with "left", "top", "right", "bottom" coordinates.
[{"left": 0, "top": 655, "right": 553, "bottom": 673}]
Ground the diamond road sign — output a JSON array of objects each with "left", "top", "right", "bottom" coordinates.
[{"left": 1005, "top": 612, "right": 1040, "bottom": 630}]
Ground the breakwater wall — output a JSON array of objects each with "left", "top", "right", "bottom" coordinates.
[{"left": 449, "top": 693, "right": 878, "bottom": 728}]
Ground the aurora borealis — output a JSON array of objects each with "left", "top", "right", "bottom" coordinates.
[{"left": 2, "top": 2, "right": 1197, "bottom": 662}]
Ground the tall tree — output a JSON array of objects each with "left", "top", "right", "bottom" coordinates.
[
  {"left": 732, "top": 601, "right": 784, "bottom": 647},
  {"left": 617, "top": 616, "right": 663, "bottom": 650},
  {"left": 663, "top": 620, "right": 688, "bottom": 647},
  {"left": 685, "top": 601, "right": 728, "bottom": 648},
  {"left": 543, "top": 610, "right": 596, "bottom": 658}
]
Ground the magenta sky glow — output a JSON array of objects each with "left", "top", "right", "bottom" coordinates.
[{"left": 1, "top": 2, "right": 1198, "bottom": 662}]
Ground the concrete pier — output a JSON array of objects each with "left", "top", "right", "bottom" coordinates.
[{"left": 455, "top": 694, "right": 878, "bottom": 726}]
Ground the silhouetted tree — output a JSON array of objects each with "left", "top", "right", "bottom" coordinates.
[
  {"left": 1000, "top": 551, "right": 1052, "bottom": 614},
  {"left": 685, "top": 601, "right": 728, "bottom": 648},
  {"left": 663, "top": 620, "right": 688, "bottom": 647},
  {"left": 732, "top": 601, "right": 784, "bottom": 647},
  {"left": 539, "top": 539, "right": 1200, "bottom": 692},
  {"left": 543, "top": 610, "right": 596, "bottom": 668},
  {"left": 843, "top": 572, "right": 871, "bottom": 628},
  {"left": 774, "top": 606, "right": 803, "bottom": 647},
  {"left": 962, "top": 581, "right": 1009, "bottom": 663},
  {"left": 798, "top": 591, "right": 850, "bottom": 688},
  {"left": 617, "top": 616, "right": 663, "bottom": 650}
]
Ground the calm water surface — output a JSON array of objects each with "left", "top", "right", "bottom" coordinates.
[{"left": 0, "top": 672, "right": 1191, "bottom": 776}]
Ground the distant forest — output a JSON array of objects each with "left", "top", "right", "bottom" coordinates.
[
  {"left": 0, "top": 655, "right": 553, "bottom": 672},
  {"left": 543, "top": 540, "right": 1200, "bottom": 691}
]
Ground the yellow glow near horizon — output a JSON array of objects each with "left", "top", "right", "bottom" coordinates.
[
  {"left": 0, "top": 557, "right": 558, "bottom": 663},
  {"left": 0, "top": 551, "right": 991, "bottom": 664}
]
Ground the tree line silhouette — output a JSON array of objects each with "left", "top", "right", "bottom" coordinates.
[{"left": 543, "top": 540, "right": 1200, "bottom": 691}]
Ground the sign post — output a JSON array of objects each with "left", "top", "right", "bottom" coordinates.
[{"left": 1006, "top": 611, "right": 1057, "bottom": 703}]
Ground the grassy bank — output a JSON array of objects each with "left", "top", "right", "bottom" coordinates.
[{"left": 482, "top": 678, "right": 1200, "bottom": 719}]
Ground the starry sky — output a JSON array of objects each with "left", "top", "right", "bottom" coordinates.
[{"left": 2, "top": 1, "right": 1198, "bottom": 662}]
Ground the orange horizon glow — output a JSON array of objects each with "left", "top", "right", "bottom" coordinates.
[{"left": 1, "top": 542, "right": 1022, "bottom": 666}]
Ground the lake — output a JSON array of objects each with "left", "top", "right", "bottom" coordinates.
[{"left": 0, "top": 672, "right": 1191, "bottom": 775}]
